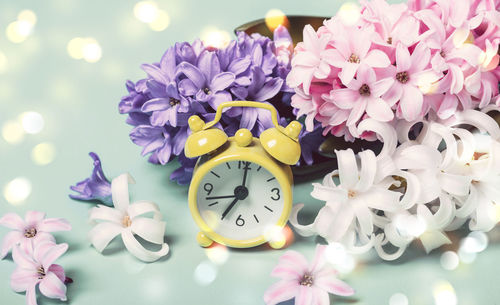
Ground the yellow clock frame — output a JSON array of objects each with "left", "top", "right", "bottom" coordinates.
[{"left": 185, "top": 101, "right": 302, "bottom": 249}]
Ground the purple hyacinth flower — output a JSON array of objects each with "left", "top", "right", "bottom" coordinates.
[
  {"left": 69, "top": 152, "right": 112, "bottom": 205},
  {"left": 298, "top": 122, "right": 324, "bottom": 165},
  {"left": 178, "top": 51, "right": 235, "bottom": 110},
  {"left": 170, "top": 153, "right": 197, "bottom": 185},
  {"left": 119, "top": 79, "right": 151, "bottom": 114}
]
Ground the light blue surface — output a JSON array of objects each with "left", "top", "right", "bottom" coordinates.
[{"left": 1, "top": 0, "right": 499, "bottom": 304}]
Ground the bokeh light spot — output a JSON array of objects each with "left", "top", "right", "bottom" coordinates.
[
  {"left": 440, "top": 251, "right": 459, "bottom": 271},
  {"left": 20, "top": 111, "right": 44, "bottom": 134},
  {"left": 31, "top": 142, "right": 56, "bottom": 165},
  {"left": 67, "top": 37, "right": 86, "bottom": 59},
  {"left": 149, "top": 10, "right": 170, "bottom": 31},
  {"left": 18, "top": 10, "right": 37, "bottom": 25},
  {"left": 265, "top": 9, "right": 286, "bottom": 31},
  {"left": 200, "top": 27, "right": 231, "bottom": 49},
  {"left": 324, "top": 242, "right": 357, "bottom": 274},
  {"left": 67, "top": 38, "right": 102, "bottom": 63},
  {"left": 0, "top": 51, "right": 8, "bottom": 74},
  {"left": 2, "top": 120, "right": 25, "bottom": 144},
  {"left": 82, "top": 40, "right": 102, "bottom": 63},
  {"left": 205, "top": 243, "right": 229, "bottom": 265},
  {"left": 194, "top": 261, "right": 217, "bottom": 286},
  {"left": 6, "top": 22, "right": 28, "bottom": 43},
  {"left": 433, "top": 281, "right": 457, "bottom": 305},
  {"left": 338, "top": 2, "right": 361, "bottom": 26},
  {"left": 4, "top": 177, "right": 32, "bottom": 205},
  {"left": 389, "top": 293, "right": 409, "bottom": 305},
  {"left": 134, "top": 1, "right": 159, "bottom": 23}
]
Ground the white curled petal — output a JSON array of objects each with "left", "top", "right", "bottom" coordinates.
[
  {"left": 419, "top": 230, "right": 451, "bottom": 253},
  {"left": 357, "top": 119, "right": 397, "bottom": 159},
  {"left": 360, "top": 188, "right": 400, "bottom": 212},
  {"left": 373, "top": 234, "right": 407, "bottom": 261},
  {"left": 353, "top": 204, "right": 373, "bottom": 237},
  {"left": 88, "top": 222, "right": 123, "bottom": 253},
  {"left": 455, "top": 185, "right": 478, "bottom": 218},
  {"left": 438, "top": 172, "right": 471, "bottom": 197},
  {"left": 430, "top": 123, "right": 457, "bottom": 168},
  {"left": 121, "top": 227, "right": 169, "bottom": 262},
  {"left": 311, "top": 183, "right": 346, "bottom": 202},
  {"left": 384, "top": 223, "right": 413, "bottom": 248},
  {"left": 342, "top": 232, "right": 374, "bottom": 254},
  {"left": 111, "top": 173, "right": 136, "bottom": 212},
  {"left": 453, "top": 128, "right": 475, "bottom": 161},
  {"left": 452, "top": 109, "right": 500, "bottom": 140},
  {"left": 394, "top": 144, "right": 441, "bottom": 170},
  {"left": 89, "top": 205, "right": 124, "bottom": 224},
  {"left": 288, "top": 204, "right": 317, "bottom": 237},
  {"left": 130, "top": 217, "right": 166, "bottom": 244},
  {"left": 396, "top": 170, "right": 420, "bottom": 209},
  {"left": 321, "top": 205, "right": 355, "bottom": 242},
  {"left": 355, "top": 150, "right": 377, "bottom": 192},
  {"left": 374, "top": 155, "right": 397, "bottom": 183},
  {"left": 127, "top": 201, "right": 162, "bottom": 220},
  {"left": 470, "top": 200, "right": 497, "bottom": 232},
  {"left": 335, "top": 149, "right": 358, "bottom": 189}
]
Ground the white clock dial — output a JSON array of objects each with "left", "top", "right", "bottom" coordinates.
[{"left": 196, "top": 160, "right": 284, "bottom": 241}]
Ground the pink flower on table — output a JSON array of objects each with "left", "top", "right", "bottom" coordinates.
[
  {"left": 326, "top": 65, "right": 394, "bottom": 126},
  {"left": 11, "top": 241, "right": 68, "bottom": 305},
  {"left": 264, "top": 245, "right": 354, "bottom": 305},
  {"left": 0, "top": 211, "right": 71, "bottom": 259},
  {"left": 287, "top": 25, "right": 334, "bottom": 95},
  {"left": 381, "top": 42, "right": 442, "bottom": 121},
  {"left": 324, "top": 25, "right": 391, "bottom": 86}
]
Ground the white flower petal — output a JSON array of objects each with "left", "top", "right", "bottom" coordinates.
[
  {"left": 357, "top": 119, "right": 397, "bottom": 159},
  {"left": 335, "top": 149, "right": 358, "bottom": 189},
  {"left": 288, "top": 204, "right": 317, "bottom": 237},
  {"left": 111, "top": 173, "right": 136, "bottom": 212},
  {"left": 127, "top": 200, "right": 162, "bottom": 220},
  {"left": 355, "top": 150, "right": 377, "bottom": 192},
  {"left": 452, "top": 109, "right": 500, "bottom": 141},
  {"left": 130, "top": 217, "right": 166, "bottom": 244},
  {"left": 89, "top": 205, "right": 124, "bottom": 224},
  {"left": 89, "top": 222, "right": 123, "bottom": 253},
  {"left": 121, "top": 227, "right": 169, "bottom": 262}
]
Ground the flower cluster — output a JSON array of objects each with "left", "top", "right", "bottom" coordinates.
[
  {"left": 119, "top": 26, "right": 324, "bottom": 185},
  {"left": 288, "top": 0, "right": 500, "bottom": 141},
  {"left": 291, "top": 107, "right": 500, "bottom": 260},
  {"left": 0, "top": 211, "right": 71, "bottom": 305}
]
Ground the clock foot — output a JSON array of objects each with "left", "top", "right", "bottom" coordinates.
[
  {"left": 269, "top": 238, "right": 286, "bottom": 249},
  {"left": 268, "top": 225, "right": 294, "bottom": 249},
  {"left": 196, "top": 232, "right": 214, "bottom": 248}
]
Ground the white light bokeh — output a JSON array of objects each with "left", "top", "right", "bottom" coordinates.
[
  {"left": 461, "top": 231, "right": 488, "bottom": 253},
  {"left": 0, "top": 51, "right": 8, "bottom": 74},
  {"left": 440, "top": 251, "right": 459, "bottom": 271},
  {"left": 31, "top": 142, "right": 57, "bottom": 165},
  {"left": 67, "top": 37, "right": 86, "bottom": 59},
  {"left": 82, "top": 40, "right": 102, "bottom": 63},
  {"left": 18, "top": 10, "right": 37, "bottom": 25},
  {"left": 149, "top": 10, "right": 170, "bottom": 31},
  {"left": 20, "top": 111, "right": 44, "bottom": 134},
  {"left": 389, "top": 293, "right": 409, "bottom": 305},
  {"left": 200, "top": 27, "right": 231, "bottom": 49},
  {"left": 394, "top": 214, "right": 427, "bottom": 237},
  {"left": 2, "top": 120, "right": 25, "bottom": 144},
  {"left": 338, "top": 2, "right": 361, "bottom": 26},
  {"left": 4, "top": 177, "right": 32, "bottom": 205},
  {"left": 194, "top": 261, "right": 217, "bottom": 286},
  {"left": 324, "top": 242, "right": 357, "bottom": 274},
  {"left": 205, "top": 243, "right": 229, "bottom": 265},
  {"left": 67, "top": 37, "right": 102, "bottom": 63},
  {"left": 134, "top": 1, "right": 159, "bottom": 23},
  {"left": 433, "top": 281, "right": 457, "bottom": 305},
  {"left": 6, "top": 11, "right": 37, "bottom": 44}
]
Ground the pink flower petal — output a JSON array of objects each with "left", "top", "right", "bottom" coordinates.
[
  {"left": 10, "top": 267, "right": 39, "bottom": 293},
  {"left": 12, "top": 245, "right": 37, "bottom": 269},
  {"left": 38, "top": 218, "right": 71, "bottom": 233},
  {"left": 48, "top": 264, "right": 65, "bottom": 283},
  {"left": 313, "top": 287, "right": 330, "bottom": 305},
  {"left": 346, "top": 99, "right": 367, "bottom": 126},
  {"left": 314, "top": 276, "right": 355, "bottom": 296},
  {"left": 400, "top": 85, "right": 423, "bottom": 121},
  {"left": 339, "top": 62, "right": 359, "bottom": 86},
  {"left": 276, "top": 250, "right": 309, "bottom": 274},
  {"left": 303, "top": 25, "right": 320, "bottom": 52},
  {"left": 40, "top": 243, "right": 68, "bottom": 268},
  {"left": 24, "top": 211, "right": 46, "bottom": 226},
  {"left": 292, "top": 52, "right": 320, "bottom": 67},
  {"left": 366, "top": 97, "right": 394, "bottom": 122},
  {"left": 39, "top": 272, "right": 67, "bottom": 301},
  {"left": 355, "top": 64, "right": 376, "bottom": 85},
  {"left": 130, "top": 217, "right": 166, "bottom": 245},
  {"left": 26, "top": 284, "right": 38, "bottom": 305},
  {"left": 323, "top": 48, "right": 347, "bottom": 67},
  {"left": 296, "top": 285, "right": 314, "bottom": 305},
  {"left": 352, "top": 30, "right": 371, "bottom": 59},
  {"left": 363, "top": 49, "right": 391, "bottom": 68},
  {"left": 309, "top": 245, "right": 327, "bottom": 274},
  {"left": 1, "top": 230, "right": 23, "bottom": 259},
  {"left": 395, "top": 43, "right": 411, "bottom": 72},
  {"left": 263, "top": 280, "right": 298, "bottom": 305},
  {"left": 89, "top": 222, "right": 123, "bottom": 253},
  {"left": 270, "top": 265, "right": 302, "bottom": 281},
  {"left": 330, "top": 89, "right": 358, "bottom": 110},
  {"left": 33, "top": 240, "right": 58, "bottom": 263},
  {"left": 409, "top": 43, "right": 431, "bottom": 73},
  {"left": 0, "top": 213, "right": 26, "bottom": 230},
  {"left": 383, "top": 83, "right": 403, "bottom": 106}
]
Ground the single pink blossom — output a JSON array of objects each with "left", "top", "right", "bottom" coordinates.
[
  {"left": 0, "top": 211, "right": 71, "bottom": 259},
  {"left": 381, "top": 42, "right": 442, "bottom": 121},
  {"left": 11, "top": 241, "right": 68, "bottom": 305},
  {"left": 264, "top": 245, "right": 354, "bottom": 305},
  {"left": 326, "top": 65, "right": 394, "bottom": 126},
  {"left": 291, "top": 83, "right": 338, "bottom": 132},
  {"left": 287, "top": 25, "right": 335, "bottom": 95},
  {"left": 324, "top": 25, "right": 391, "bottom": 85}
]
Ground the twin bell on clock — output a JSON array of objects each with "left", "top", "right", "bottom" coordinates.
[{"left": 184, "top": 101, "right": 302, "bottom": 249}]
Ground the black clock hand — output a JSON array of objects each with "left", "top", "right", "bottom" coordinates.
[
  {"left": 206, "top": 195, "right": 236, "bottom": 200},
  {"left": 221, "top": 197, "right": 239, "bottom": 220},
  {"left": 241, "top": 162, "right": 250, "bottom": 187}
]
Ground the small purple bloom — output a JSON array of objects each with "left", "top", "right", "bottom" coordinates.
[
  {"left": 69, "top": 152, "right": 112, "bottom": 205},
  {"left": 170, "top": 154, "right": 197, "bottom": 185},
  {"left": 119, "top": 79, "right": 150, "bottom": 114}
]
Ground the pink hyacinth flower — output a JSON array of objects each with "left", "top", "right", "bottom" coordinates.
[
  {"left": 11, "top": 241, "right": 68, "bottom": 305},
  {"left": 0, "top": 211, "right": 71, "bottom": 259},
  {"left": 324, "top": 25, "right": 391, "bottom": 86},
  {"left": 291, "top": 83, "right": 336, "bottom": 132},
  {"left": 327, "top": 65, "right": 394, "bottom": 126},
  {"left": 264, "top": 244, "right": 354, "bottom": 305}
]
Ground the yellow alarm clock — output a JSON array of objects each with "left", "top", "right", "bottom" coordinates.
[{"left": 184, "top": 101, "right": 302, "bottom": 249}]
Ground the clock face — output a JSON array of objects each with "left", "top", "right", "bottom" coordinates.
[{"left": 196, "top": 160, "right": 285, "bottom": 241}]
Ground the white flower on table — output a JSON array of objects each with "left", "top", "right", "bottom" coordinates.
[{"left": 88, "top": 173, "right": 169, "bottom": 262}]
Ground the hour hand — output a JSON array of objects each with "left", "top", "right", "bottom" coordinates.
[
  {"left": 205, "top": 194, "right": 236, "bottom": 200},
  {"left": 221, "top": 197, "right": 239, "bottom": 220}
]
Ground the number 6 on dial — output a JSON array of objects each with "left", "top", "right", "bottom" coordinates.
[{"left": 184, "top": 101, "right": 302, "bottom": 249}]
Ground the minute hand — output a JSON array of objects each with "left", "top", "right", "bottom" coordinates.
[
  {"left": 206, "top": 195, "right": 236, "bottom": 200},
  {"left": 221, "top": 197, "right": 239, "bottom": 220}
]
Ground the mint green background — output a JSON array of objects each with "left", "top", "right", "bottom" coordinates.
[{"left": 1, "top": 0, "right": 499, "bottom": 304}]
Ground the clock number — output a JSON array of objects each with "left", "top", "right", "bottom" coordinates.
[
  {"left": 271, "top": 188, "right": 280, "bottom": 201},
  {"left": 236, "top": 214, "right": 245, "bottom": 227},
  {"left": 204, "top": 183, "right": 213, "bottom": 196}
]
